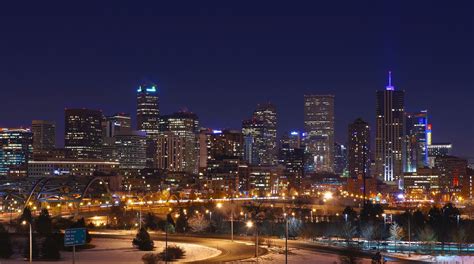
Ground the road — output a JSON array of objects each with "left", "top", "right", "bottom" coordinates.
[
  {"left": 93, "top": 231, "right": 425, "bottom": 263},
  {"left": 93, "top": 231, "right": 266, "bottom": 263}
]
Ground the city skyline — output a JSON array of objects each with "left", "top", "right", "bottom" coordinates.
[{"left": 0, "top": 2, "right": 472, "bottom": 159}]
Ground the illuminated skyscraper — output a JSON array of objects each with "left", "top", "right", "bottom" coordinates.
[
  {"left": 375, "top": 72, "right": 405, "bottom": 183},
  {"left": 348, "top": 118, "right": 370, "bottom": 179},
  {"left": 303, "top": 95, "right": 335, "bottom": 172},
  {"left": 252, "top": 103, "right": 277, "bottom": 165},
  {"left": 31, "top": 120, "right": 56, "bottom": 152},
  {"left": 0, "top": 128, "right": 33, "bottom": 177},
  {"left": 65, "top": 109, "right": 103, "bottom": 160},
  {"left": 157, "top": 111, "right": 199, "bottom": 174},
  {"left": 242, "top": 118, "right": 265, "bottom": 165},
  {"left": 405, "top": 110, "right": 429, "bottom": 172},
  {"left": 136, "top": 84, "right": 160, "bottom": 168}
]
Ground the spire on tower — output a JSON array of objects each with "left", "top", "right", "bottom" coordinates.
[{"left": 386, "top": 71, "right": 394, "bottom": 91}]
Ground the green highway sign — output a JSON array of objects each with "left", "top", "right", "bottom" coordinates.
[{"left": 64, "top": 228, "right": 87, "bottom": 246}]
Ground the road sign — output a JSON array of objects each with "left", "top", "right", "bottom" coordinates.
[{"left": 64, "top": 228, "right": 87, "bottom": 246}]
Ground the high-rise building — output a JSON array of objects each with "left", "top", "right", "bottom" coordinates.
[
  {"left": 375, "top": 72, "right": 405, "bottom": 184},
  {"left": 405, "top": 110, "right": 429, "bottom": 172},
  {"left": 348, "top": 118, "right": 370, "bottom": 179},
  {"left": 334, "top": 142, "right": 348, "bottom": 176},
  {"left": 157, "top": 111, "right": 199, "bottom": 174},
  {"left": 0, "top": 128, "right": 33, "bottom": 177},
  {"left": 103, "top": 113, "right": 132, "bottom": 138},
  {"left": 304, "top": 95, "right": 335, "bottom": 172},
  {"left": 137, "top": 85, "right": 160, "bottom": 133},
  {"left": 136, "top": 84, "right": 160, "bottom": 168},
  {"left": 31, "top": 120, "right": 56, "bottom": 152},
  {"left": 65, "top": 109, "right": 103, "bottom": 160},
  {"left": 279, "top": 131, "right": 305, "bottom": 193},
  {"left": 102, "top": 131, "right": 147, "bottom": 170},
  {"left": 242, "top": 119, "right": 265, "bottom": 165},
  {"left": 199, "top": 129, "right": 243, "bottom": 169},
  {"left": 252, "top": 103, "right": 277, "bottom": 165}
]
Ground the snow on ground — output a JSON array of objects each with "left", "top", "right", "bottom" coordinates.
[
  {"left": 238, "top": 247, "right": 401, "bottom": 264},
  {"left": 2, "top": 238, "right": 221, "bottom": 264}
]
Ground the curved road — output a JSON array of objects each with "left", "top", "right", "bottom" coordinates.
[
  {"left": 93, "top": 231, "right": 266, "bottom": 263},
  {"left": 93, "top": 231, "right": 423, "bottom": 263}
]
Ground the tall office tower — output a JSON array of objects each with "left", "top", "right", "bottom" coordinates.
[
  {"left": 65, "top": 109, "right": 104, "bottom": 160},
  {"left": 303, "top": 95, "right": 335, "bottom": 172},
  {"left": 405, "top": 110, "right": 429, "bottom": 172},
  {"left": 0, "top": 128, "right": 33, "bottom": 177},
  {"left": 435, "top": 156, "right": 467, "bottom": 197},
  {"left": 103, "top": 113, "right": 132, "bottom": 138},
  {"left": 279, "top": 131, "right": 305, "bottom": 192},
  {"left": 242, "top": 119, "right": 265, "bottom": 165},
  {"left": 348, "top": 118, "right": 371, "bottom": 179},
  {"left": 334, "top": 142, "right": 348, "bottom": 176},
  {"left": 31, "top": 120, "right": 56, "bottom": 152},
  {"left": 102, "top": 131, "right": 147, "bottom": 170},
  {"left": 136, "top": 84, "right": 160, "bottom": 168},
  {"left": 252, "top": 103, "right": 277, "bottom": 165},
  {"left": 157, "top": 111, "right": 199, "bottom": 174},
  {"left": 375, "top": 72, "right": 405, "bottom": 183}
]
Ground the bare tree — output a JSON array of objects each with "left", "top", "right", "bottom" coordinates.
[
  {"left": 389, "top": 223, "right": 404, "bottom": 253},
  {"left": 417, "top": 226, "right": 437, "bottom": 254},
  {"left": 360, "top": 224, "right": 375, "bottom": 249},
  {"left": 188, "top": 214, "right": 210, "bottom": 233},
  {"left": 340, "top": 222, "right": 357, "bottom": 245}
]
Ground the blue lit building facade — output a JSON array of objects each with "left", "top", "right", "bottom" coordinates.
[{"left": 405, "top": 110, "right": 429, "bottom": 172}]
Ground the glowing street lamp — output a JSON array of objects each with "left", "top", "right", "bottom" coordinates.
[{"left": 22, "top": 220, "right": 32, "bottom": 263}]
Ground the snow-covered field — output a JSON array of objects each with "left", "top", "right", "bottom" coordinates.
[{"left": 2, "top": 238, "right": 221, "bottom": 264}]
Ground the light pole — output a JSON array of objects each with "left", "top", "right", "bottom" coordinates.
[
  {"left": 22, "top": 220, "right": 32, "bottom": 264},
  {"left": 284, "top": 213, "right": 288, "bottom": 264},
  {"left": 408, "top": 211, "right": 411, "bottom": 257}
]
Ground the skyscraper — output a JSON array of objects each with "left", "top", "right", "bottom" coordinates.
[
  {"left": 279, "top": 131, "right": 305, "bottom": 192},
  {"left": 303, "top": 95, "right": 335, "bottom": 172},
  {"left": 242, "top": 118, "right": 265, "bottom": 165},
  {"left": 334, "top": 142, "right": 348, "bottom": 176},
  {"left": 157, "top": 111, "right": 199, "bottom": 174},
  {"left": 348, "top": 118, "right": 370, "bottom": 179},
  {"left": 31, "top": 120, "right": 56, "bottom": 152},
  {"left": 0, "top": 128, "right": 33, "bottom": 177},
  {"left": 137, "top": 84, "right": 160, "bottom": 168},
  {"left": 405, "top": 110, "right": 429, "bottom": 172},
  {"left": 375, "top": 72, "right": 405, "bottom": 183},
  {"left": 252, "top": 103, "right": 277, "bottom": 165},
  {"left": 65, "top": 108, "right": 103, "bottom": 160}
]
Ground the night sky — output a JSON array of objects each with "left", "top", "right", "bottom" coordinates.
[{"left": 0, "top": 2, "right": 472, "bottom": 159}]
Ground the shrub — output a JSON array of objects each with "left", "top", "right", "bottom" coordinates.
[
  {"left": 133, "top": 228, "right": 154, "bottom": 251},
  {"left": 159, "top": 245, "right": 185, "bottom": 261}
]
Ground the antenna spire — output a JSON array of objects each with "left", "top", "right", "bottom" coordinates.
[{"left": 386, "top": 71, "right": 394, "bottom": 90}]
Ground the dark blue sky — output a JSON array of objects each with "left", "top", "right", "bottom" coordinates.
[{"left": 0, "top": 1, "right": 472, "bottom": 158}]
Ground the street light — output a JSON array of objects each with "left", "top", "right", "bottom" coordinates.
[
  {"left": 22, "top": 220, "right": 32, "bottom": 263},
  {"left": 246, "top": 220, "right": 258, "bottom": 260},
  {"left": 284, "top": 213, "right": 288, "bottom": 264}
]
